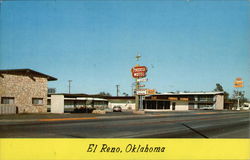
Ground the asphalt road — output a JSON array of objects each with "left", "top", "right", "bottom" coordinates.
[{"left": 0, "top": 111, "right": 249, "bottom": 138}]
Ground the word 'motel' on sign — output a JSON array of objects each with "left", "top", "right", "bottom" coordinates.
[{"left": 131, "top": 66, "right": 147, "bottom": 78}]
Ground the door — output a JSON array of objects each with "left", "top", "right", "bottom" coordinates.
[{"left": 172, "top": 102, "right": 176, "bottom": 110}]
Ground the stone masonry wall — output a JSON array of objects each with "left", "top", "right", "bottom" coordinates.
[
  {"left": 215, "top": 94, "right": 224, "bottom": 110},
  {"left": 0, "top": 73, "right": 48, "bottom": 113}
]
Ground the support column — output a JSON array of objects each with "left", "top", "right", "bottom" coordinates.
[{"left": 51, "top": 95, "right": 64, "bottom": 113}]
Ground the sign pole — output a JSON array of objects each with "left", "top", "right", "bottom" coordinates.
[
  {"left": 237, "top": 92, "right": 240, "bottom": 110},
  {"left": 234, "top": 77, "right": 244, "bottom": 110},
  {"left": 139, "top": 95, "right": 143, "bottom": 110},
  {"left": 133, "top": 53, "right": 147, "bottom": 111},
  {"left": 135, "top": 67, "right": 140, "bottom": 111},
  {"left": 135, "top": 54, "right": 140, "bottom": 111}
]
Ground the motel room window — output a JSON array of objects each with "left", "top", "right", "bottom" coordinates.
[
  {"left": 1, "top": 97, "right": 15, "bottom": 104},
  {"left": 199, "top": 96, "right": 214, "bottom": 102},
  {"left": 94, "top": 101, "right": 108, "bottom": 106},
  {"left": 32, "top": 98, "right": 43, "bottom": 105}
]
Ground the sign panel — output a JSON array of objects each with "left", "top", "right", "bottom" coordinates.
[
  {"left": 151, "top": 96, "right": 157, "bottom": 100},
  {"left": 236, "top": 77, "right": 242, "bottom": 81},
  {"left": 234, "top": 81, "right": 243, "bottom": 85},
  {"left": 136, "top": 89, "right": 147, "bottom": 95},
  {"left": 132, "top": 72, "right": 146, "bottom": 78},
  {"left": 180, "top": 98, "right": 189, "bottom": 101},
  {"left": 132, "top": 66, "right": 147, "bottom": 73},
  {"left": 138, "top": 85, "right": 145, "bottom": 88},
  {"left": 131, "top": 66, "right": 148, "bottom": 78},
  {"left": 234, "top": 78, "right": 244, "bottom": 88},
  {"left": 137, "top": 78, "right": 148, "bottom": 82},
  {"left": 168, "top": 97, "right": 178, "bottom": 101},
  {"left": 147, "top": 89, "right": 156, "bottom": 95},
  {"left": 234, "top": 84, "right": 244, "bottom": 88}
]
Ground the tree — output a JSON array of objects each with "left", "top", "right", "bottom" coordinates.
[
  {"left": 232, "top": 90, "right": 243, "bottom": 99},
  {"left": 122, "top": 92, "right": 129, "bottom": 96},
  {"left": 156, "top": 91, "right": 161, "bottom": 94},
  {"left": 232, "top": 90, "right": 247, "bottom": 101},
  {"left": 232, "top": 90, "right": 248, "bottom": 106},
  {"left": 214, "top": 83, "right": 224, "bottom": 92},
  {"left": 98, "top": 92, "right": 111, "bottom": 96},
  {"left": 224, "top": 91, "right": 229, "bottom": 100}
]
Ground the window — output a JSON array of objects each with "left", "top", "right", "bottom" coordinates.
[
  {"left": 198, "top": 103, "right": 213, "bottom": 109},
  {"left": 32, "top": 98, "right": 43, "bottom": 105},
  {"left": 198, "top": 96, "right": 214, "bottom": 102},
  {"left": 1, "top": 97, "right": 15, "bottom": 104},
  {"left": 188, "top": 103, "right": 195, "bottom": 110},
  {"left": 94, "top": 101, "right": 108, "bottom": 106},
  {"left": 145, "top": 101, "right": 157, "bottom": 109},
  {"left": 158, "top": 101, "right": 170, "bottom": 109}
]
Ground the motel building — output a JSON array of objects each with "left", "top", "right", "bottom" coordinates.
[
  {"left": 47, "top": 93, "right": 109, "bottom": 113},
  {"left": 0, "top": 69, "right": 57, "bottom": 114},
  {"left": 47, "top": 94, "right": 136, "bottom": 113},
  {"left": 143, "top": 92, "right": 224, "bottom": 111},
  {"left": 48, "top": 92, "right": 224, "bottom": 113}
]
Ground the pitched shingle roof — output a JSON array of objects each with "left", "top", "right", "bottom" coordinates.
[{"left": 0, "top": 69, "right": 57, "bottom": 81}]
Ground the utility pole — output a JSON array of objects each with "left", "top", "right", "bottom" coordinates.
[
  {"left": 116, "top": 85, "right": 120, "bottom": 96},
  {"left": 68, "top": 80, "right": 72, "bottom": 94}
]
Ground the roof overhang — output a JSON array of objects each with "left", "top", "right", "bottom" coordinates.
[
  {"left": 0, "top": 69, "right": 57, "bottom": 81},
  {"left": 147, "top": 92, "right": 224, "bottom": 97}
]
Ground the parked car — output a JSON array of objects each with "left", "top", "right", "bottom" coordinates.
[
  {"left": 241, "top": 103, "right": 250, "bottom": 110},
  {"left": 113, "top": 106, "right": 122, "bottom": 112},
  {"left": 73, "top": 107, "right": 95, "bottom": 113}
]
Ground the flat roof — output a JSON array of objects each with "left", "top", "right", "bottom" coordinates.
[
  {"left": 102, "top": 96, "right": 135, "bottom": 100},
  {"left": 0, "top": 69, "right": 57, "bottom": 81},
  {"left": 48, "top": 93, "right": 135, "bottom": 99},
  {"left": 152, "top": 92, "right": 224, "bottom": 96},
  {"left": 49, "top": 93, "right": 94, "bottom": 98}
]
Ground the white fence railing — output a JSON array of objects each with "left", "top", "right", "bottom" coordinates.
[{"left": 0, "top": 105, "right": 17, "bottom": 114}]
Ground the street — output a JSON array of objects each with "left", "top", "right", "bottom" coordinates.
[{"left": 0, "top": 111, "right": 249, "bottom": 138}]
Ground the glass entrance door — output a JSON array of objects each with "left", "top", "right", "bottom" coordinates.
[{"left": 172, "top": 102, "right": 176, "bottom": 110}]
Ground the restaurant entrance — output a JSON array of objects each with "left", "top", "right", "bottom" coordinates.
[{"left": 143, "top": 100, "right": 170, "bottom": 110}]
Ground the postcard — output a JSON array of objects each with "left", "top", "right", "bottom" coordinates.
[{"left": 0, "top": 0, "right": 249, "bottom": 159}]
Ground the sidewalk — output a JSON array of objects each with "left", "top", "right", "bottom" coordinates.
[
  {"left": 0, "top": 111, "right": 152, "bottom": 124},
  {"left": 0, "top": 110, "right": 196, "bottom": 120},
  {"left": 0, "top": 110, "right": 243, "bottom": 124},
  {"left": 0, "top": 112, "right": 102, "bottom": 120}
]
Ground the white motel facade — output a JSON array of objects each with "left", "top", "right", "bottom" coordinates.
[{"left": 48, "top": 91, "right": 224, "bottom": 113}]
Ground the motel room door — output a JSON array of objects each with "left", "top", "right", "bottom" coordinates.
[{"left": 172, "top": 102, "right": 176, "bottom": 110}]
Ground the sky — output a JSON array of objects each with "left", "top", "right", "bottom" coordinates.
[{"left": 0, "top": 0, "right": 249, "bottom": 98}]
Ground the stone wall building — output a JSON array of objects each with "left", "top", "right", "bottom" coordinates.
[{"left": 0, "top": 69, "right": 57, "bottom": 113}]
